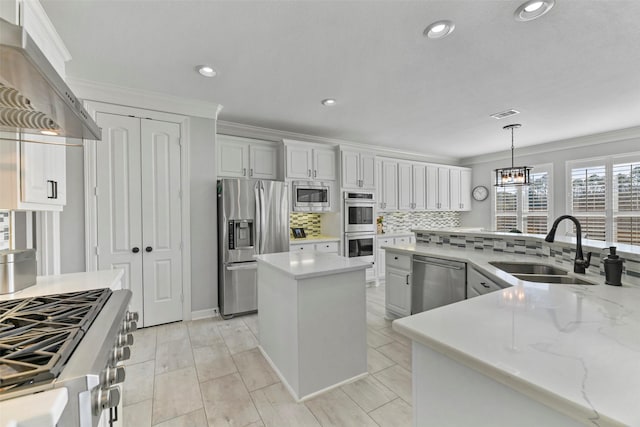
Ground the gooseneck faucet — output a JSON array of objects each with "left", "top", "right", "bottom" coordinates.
[{"left": 545, "top": 215, "right": 592, "bottom": 274}]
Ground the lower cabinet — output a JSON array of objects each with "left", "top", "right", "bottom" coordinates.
[
  {"left": 467, "top": 265, "right": 503, "bottom": 298},
  {"left": 385, "top": 252, "right": 412, "bottom": 318},
  {"left": 290, "top": 241, "right": 339, "bottom": 254}
]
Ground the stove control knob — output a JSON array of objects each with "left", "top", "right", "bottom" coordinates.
[
  {"left": 103, "top": 366, "right": 126, "bottom": 386},
  {"left": 122, "top": 319, "right": 137, "bottom": 333},
  {"left": 116, "top": 333, "right": 134, "bottom": 347},
  {"left": 110, "top": 346, "right": 131, "bottom": 364},
  {"left": 93, "top": 386, "right": 121, "bottom": 415},
  {"left": 125, "top": 311, "right": 139, "bottom": 322}
]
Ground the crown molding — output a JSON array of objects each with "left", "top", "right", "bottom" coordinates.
[
  {"left": 217, "top": 120, "right": 459, "bottom": 165},
  {"left": 461, "top": 125, "right": 640, "bottom": 166},
  {"left": 67, "top": 77, "right": 223, "bottom": 119}
]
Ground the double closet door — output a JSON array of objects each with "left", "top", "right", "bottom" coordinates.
[{"left": 96, "top": 112, "right": 183, "bottom": 327}]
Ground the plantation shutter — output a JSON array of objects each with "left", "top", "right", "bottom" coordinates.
[
  {"left": 495, "top": 186, "right": 518, "bottom": 231},
  {"left": 570, "top": 165, "right": 606, "bottom": 240},
  {"left": 613, "top": 161, "right": 640, "bottom": 244},
  {"left": 524, "top": 170, "right": 549, "bottom": 234}
]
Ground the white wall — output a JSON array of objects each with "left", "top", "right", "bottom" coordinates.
[{"left": 461, "top": 128, "right": 640, "bottom": 229}]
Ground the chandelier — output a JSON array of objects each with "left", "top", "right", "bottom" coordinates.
[{"left": 494, "top": 124, "right": 532, "bottom": 186}]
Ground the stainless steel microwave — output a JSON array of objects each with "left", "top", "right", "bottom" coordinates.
[{"left": 292, "top": 181, "right": 331, "bottom": 212}]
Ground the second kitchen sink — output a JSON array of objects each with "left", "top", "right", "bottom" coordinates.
[
  {"left": 489, "top": 261, "right": 568, "bottom": 276},
  {"left": 512, "top": 274, "right": 596, "bottom": 285}
]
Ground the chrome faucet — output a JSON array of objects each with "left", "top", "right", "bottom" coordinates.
[{"left": 545, "top": 215, "right": 592, "bottom": 274}]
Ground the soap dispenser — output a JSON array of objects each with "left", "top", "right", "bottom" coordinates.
[{"left": 604, "top": 246, "right": 624, "bottom": 286}]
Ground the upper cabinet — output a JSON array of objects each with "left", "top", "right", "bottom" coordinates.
[
  {"left": 341, "top": 149, "right": 375, "bottom": 190},
  {"left": 450, "top": 168, "right": 472, "bottom": 211},
  {"left": 0, "top": 138, "right": 66, "bottom": 211},
  {"left": 376, "top": 159, "right": 398, "bottom": 211},
  {"left": 398, "top": 161, "right": 426, "bottom": 211},
  {"left": 284, "top": 140, "right": 337, "bottom": 181},
  {"left": 426, "top": 166, "right": 450, "bottom": 211},
  {"left": 217, "top": 135, "right": 280, "bottom": 180}
]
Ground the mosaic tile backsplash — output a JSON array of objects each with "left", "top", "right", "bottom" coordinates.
[
  {"left": 379, "top": 211, "right": 460, "bottom": 233},
  {"left": 415, "top": 230, "right": 640, "bottom": 287},
  {"left": 289, "top": 213, "right": 322, "bottom": 237},
  {"left": 0, "top": 211, "right": 9, "bottom": 250}
]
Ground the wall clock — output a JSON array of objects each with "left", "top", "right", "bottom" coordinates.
[{"left": 472, "top": 185, "right": 489, "bottom": 202}]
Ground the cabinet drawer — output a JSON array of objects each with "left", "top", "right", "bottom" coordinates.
[
  {"left": 467, "top": 266, "right": 502, "bottom": 296},
  {"left": 386, "top": 252, "right": 411, "bottom": 270},
  {"left": 377, "top": 237, "right": 394, "bottom": 248},
  {"left": 290, "top": 243, "right": 313, "bottom": 252},
  {"left": 314, "top": 241, "right": 339, "bottom": 253},
  {"left": 395, "top": 236, "right": 411, "bottom": 245}
]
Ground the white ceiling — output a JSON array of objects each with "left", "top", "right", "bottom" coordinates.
[{"left": 40, "top": 0, "right": 640, "bottom": 159}]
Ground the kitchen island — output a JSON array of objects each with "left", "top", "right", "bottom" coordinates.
[
  {"left": 385, "top": 241, "right": 640, "bottom": 426},
  {"left": 254, "top": 251, "right": 370, "bottom": 401}
]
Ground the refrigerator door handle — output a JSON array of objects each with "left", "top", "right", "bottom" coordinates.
[{"left": 258, "top": 182, "right": 267, "bottom": 254}]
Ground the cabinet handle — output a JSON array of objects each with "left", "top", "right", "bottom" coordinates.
[
  {"left": 394, "top": 256, "right": 398, "bottom": 260},
  {"left": 308, "top": 169, "right": 311, "bottom": 177},
  {"left": 480, "top": 282, "right": 490, "bottom": 289},
  {"left": 54, "top": 181, "right": 58, "bottom": 199},
  {"left": 132, "top": 247, "right": 140, "bottom": 253},
  {"left": 243, "top": 168, "right": 247, "bottom": 176},
  {"left": 406, "top": 274, "right": 410, "bottom": 285},
  {"left": 314, "top": 170, "right": 317, "bottom": 178},
  {"left": 145, "top": 246, "right": 153, "bottom": 253},
  {"left": 250, "top": 168, "right": 253, "bottom": 176},
  {"left": 47, "top": 180, "right": 55, "bottom": 199}
]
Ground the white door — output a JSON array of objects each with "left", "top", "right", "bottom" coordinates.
[
  {"left": 438, "top": 167, "right": 451, "bottom": 210},
  {"left": 96, "top": 113, "right": 145, "bottom": 325},
  {"left": 412, "top": 164, "right": 426, "bottom": 210},
  {"left": 426, "top": 166, "right": 438, "bottom": 210},
  {"left": 360, "top": 153, "right": 376, "bottom": 189},
  {"left": 250, "top": 144, "right": 278, "bottom": 179},
  {"left": 313, "top": 148, "right": 336, "bottom": 180},
  {"left": 341, "top": 150, "right": 360, "bottom": 188},
  {"left": 47, "top": 145, "right": 66, "bottom": 205},
  {"left": 287, "top": 145, "right": 313, "bottom": 179},
  {"left": 450, "top": 168, "right": 461, "bottom": 211},
  {"left": 385, "top": 267, "right": 411, "bottom": 317},
  {"left": 21, "top": 142, "right": 49, "bottom": 203},
  {"left": 140, "top": 119, "right": 183, "bottom": 326},
  {"left": 398, "top": 162, "right": 413, "bottom": 210},
  {"left": 382, "top": 161, "right": 398, "bottom": 211},
  {"left": 217, "top": 137, "right": 249, "bottom": 178}
]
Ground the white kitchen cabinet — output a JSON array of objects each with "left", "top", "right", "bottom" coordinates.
[
  {"left": 426, "top": 165, "right": 451, "bottom": 211},
  {"left": 284, "top": 141, "right": 337, "bottom": 181},
  {"left": 0, "top": 138, "right": 66, "bottom": 211},
  {"left": 217, "top": 135, "right": 279, "bottom": 180},
  {"left": 290, "top": 241, "right": 339, "bottom": 254},
  {"left": 450, "top": 168, "right": 472, "bottom": 211},
  {"left": 376, "top": 234, "right": 415, "bottom": 279},
  {"left": 398, "top": 162, "right": 413, "bottom": 210},
  {"left": 385, "top": 252, "right": 412, "bottom": 318},
  {"left": 413, "top": 164, "right": 426, "bottom": 210},
  {"left": 341, "top": 149, "right": 375, "bottom": 189},
  {"left": 467, "top": 265, "right": 503, "bottom": 298},
  {"left": 377, "top": 159, "right": 398, "bottom": 211}
]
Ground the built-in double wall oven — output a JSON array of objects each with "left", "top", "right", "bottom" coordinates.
[{"left": 343, "top": 192, "right": 376, "bottom": 273}]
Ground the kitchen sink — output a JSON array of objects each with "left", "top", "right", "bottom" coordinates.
[
  {"left": 489, "top": 261, "right": 568, "bottom": 276},
  {"left": 512, "top": 274, "right": 596, "bottom": 285}
]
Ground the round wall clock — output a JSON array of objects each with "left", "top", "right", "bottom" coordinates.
[{"left": 472, "top": 185, "right": 489, "bottom": 201}]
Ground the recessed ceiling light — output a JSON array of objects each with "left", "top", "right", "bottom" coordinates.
[
  {"left": 514, "top": 0, "right": 555, "bottom": 22},
  {"left": 423, "top": 20, "right": 455, "bottom": 40},
  {"left": 41, "top": 130, "right": 58, "bottom": 136},
  {"left": 196, "top": 65, "right": 217, "bottom": 77},
  {"left": 321, "top": 98, "right": 336, "bottom": 106}
]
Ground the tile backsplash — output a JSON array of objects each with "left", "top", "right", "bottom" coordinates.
[
  {"left": 0, "top": 211, "right": 9, "bottom": 250},
  {"left": 289, "top": 213, "right": 322, "bottom": 237},
  {"left": 379, "top": 211, "right": 460, "bottom": 233}
]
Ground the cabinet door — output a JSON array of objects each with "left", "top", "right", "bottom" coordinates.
[
  {"left": 21, "top": 142, "right": 49, "bottom": 203},
  {"left": 313, "top": 148, "right": 336, "bottom": 181},
  {"left": 426, "top": 166, "right": 439, "bottom": 210},
  {"left": 341, "top": 150, "right": 360, "bottom": 188},
  {"left": 450, "top": 168, "right": 461, "bottom": 211},
  {"left": 287, "top": 145, "right": 313, "bottom": 179},
  {"left": 385, "top": 267, "right": 411, "bottom": 317},
  {"left": 398, "top": 162, "right": 413, "bottom": 210},
  {"left": 250, "top": 144, "right": 278, "bottom": 180},
  {"left": 360, "top": 153, "right": 376, "bottom": 189},
  {"left": 376, "top": 159, "right": 384, "bottom": 209},
  {"left": 382, "top": 161, "right": 398, "bottom": 211},
  {"left": 459, "top": 169, "right": 472, "bottom": 211},
  {"left": 438, "top": 167, "right": 451, "bottom": 210},
  {"left": 412, "top": 164, "right": 426, "bottom": 210},
  {"left": 47, "top": 144, "right": 66, "bottom": 205},
  {"left": 218, "top": 137, "right": 250, "bottom": 178}
]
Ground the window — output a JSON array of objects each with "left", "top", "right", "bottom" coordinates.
[
  {"left": 568, "top": 155, "right": 640, "bottom": 244},
  {"left": 494, "top": 165, "right": 552, "bottom": 234}
]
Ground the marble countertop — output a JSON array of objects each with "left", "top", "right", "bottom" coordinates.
[
  {"left": 255, "top": 251, "right": 370, "bottom": 279},
  {"left": 0, "top": 269, "right": 124, "bottom": 301},
  {"left": 289, "top": 235, "right": 340, "bottom": 244},
  {"left": 386, "top": 243, "right": 640, "bottom": 426}
]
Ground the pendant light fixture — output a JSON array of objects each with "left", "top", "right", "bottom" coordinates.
[{"left": 494, "top": 124, "right": 532, "bottom": 187}]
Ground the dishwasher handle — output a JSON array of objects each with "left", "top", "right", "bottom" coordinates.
[
  {"left": 413, "top": 258, "right": 465, "bottom": 270},
  {"left": 226, "top": 263, "right": 258, "bottom": 271}
]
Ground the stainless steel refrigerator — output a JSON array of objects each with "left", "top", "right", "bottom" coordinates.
[{"left": 217, "top": 179, "right": 289, "bottom": 317}]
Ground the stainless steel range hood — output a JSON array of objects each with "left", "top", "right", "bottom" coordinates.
[{"left": 0, "top": 18, "right": 101, "bottom": 140}]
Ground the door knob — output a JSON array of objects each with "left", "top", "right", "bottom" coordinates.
[
  {"left": 145, "top": 246, "right": 153, "bottom": 253},
  {"left": 132, "top": 247, "right": 140, "bottom": 253}
]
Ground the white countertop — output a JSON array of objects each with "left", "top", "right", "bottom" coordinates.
[
  {"left": 0, "top": 269, "right": 124, "bottom": 300},
  {"left": 289, "top": 235, "right": 340, "bottom": 244},
  {"left": 376, "top": 231, "right": 414, "bottom": 238},
  {"left": 255, "top": 251, "right": 370, "bottom": 279},
  {"left": 0, "top": 388, "right": 68, "bottom": 427},
  {"left": 386, "top": 244, "right": 640, "bottom": 426}
]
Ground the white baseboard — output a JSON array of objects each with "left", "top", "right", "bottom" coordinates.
[{"left": 191, "top": 307, "right": 219, "bottom": 320}]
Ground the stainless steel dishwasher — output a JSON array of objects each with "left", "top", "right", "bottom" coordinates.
[{"left": 412, "top": 256, "right": 466, "bottom": 313}]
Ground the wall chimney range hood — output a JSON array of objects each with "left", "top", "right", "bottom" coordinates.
[{"left": 0, "top": 18, "right": 101, "bottom": 140}]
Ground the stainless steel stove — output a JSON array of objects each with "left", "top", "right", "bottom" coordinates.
[{"left": 0, "top": 288, "right": 137, "bottom": 426}]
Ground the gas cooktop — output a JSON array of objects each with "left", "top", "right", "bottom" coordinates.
[{"left": 0, "top": 288, "right": 112, "bottom": 396}]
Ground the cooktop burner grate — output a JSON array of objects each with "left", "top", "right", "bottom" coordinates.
[{"left": 0, "top": 288, "right": 112, "bottom": 391}]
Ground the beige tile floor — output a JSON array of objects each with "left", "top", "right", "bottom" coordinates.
[{"left": 123, "top": 283, "right": 412, "bottom": 427}]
